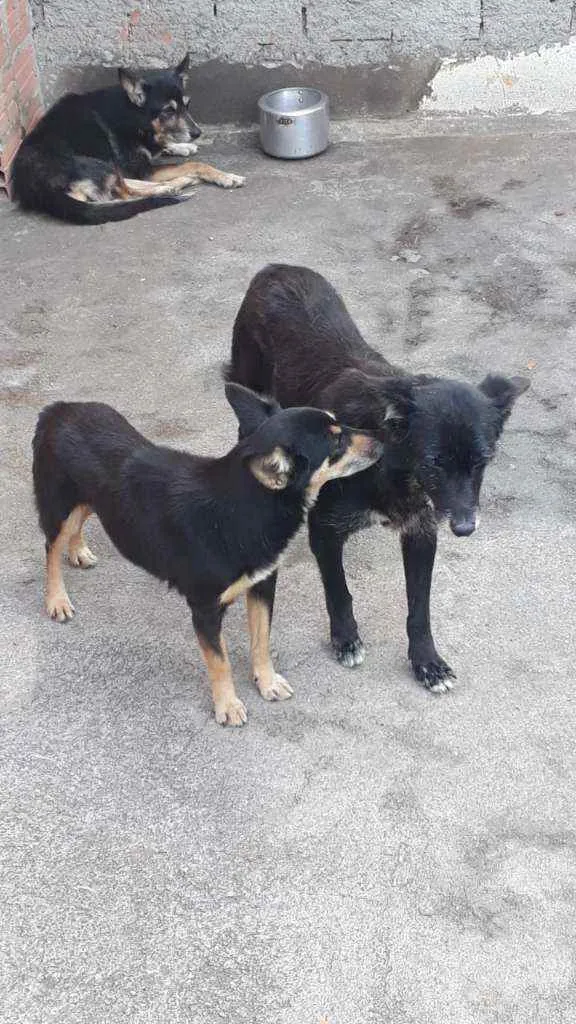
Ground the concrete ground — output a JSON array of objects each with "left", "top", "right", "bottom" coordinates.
[{"left": 1, "top": 115, "right": 576, "bottom": 1024}]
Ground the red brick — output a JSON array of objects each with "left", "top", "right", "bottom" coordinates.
[
  {"left": 1, "top": 99, "right": 21, "bottom": 133},
  {"left": 0, "top": 130, "right": 23, "bottom": 170},
  {"left": 16, "top": 70, "right": 36, "bottom": 103},
  {"left": 7, "top": 8, "right": 30, "bottom": 51},
  {"left": 0, "top": 30, "right": 8, "bottom": 71},
  {"left": 12, "top": 46, "right": 35, "bottom": 84},
  {"left": 0, "top": 75, "right": 19, "bottom": 112}
]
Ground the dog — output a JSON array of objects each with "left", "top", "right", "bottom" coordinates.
[
  {"left": 11, "top": 54, "right": 244, "bottom": 225},
  {"left": 32, "top": 384, "right": 381, "bottom": 725},
  {"left": 226, "top": 263, "right": 530, "bottom": 693}
]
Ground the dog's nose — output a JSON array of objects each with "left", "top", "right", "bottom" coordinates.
[
  {"left": 450, "top": 516, "right": 476, "bottom": 537},
  {"left": 187, "top": 116, "right": 202, "bottom": 138}
]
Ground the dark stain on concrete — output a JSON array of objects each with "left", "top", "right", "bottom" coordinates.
[
  {"left": 466, "top": 257, "right": 546, "bottom": 317},
  {"left": 9, "top": 304, "right": 49, "bottom": 338},
  {"left": 405, "top": 274, "right": 435, "bottom": 347},
  {"left": 432, "top": 174, "right": 498, "bottom": 219},
  {"left": 393, "top": 211, "right": 438, "bottom": 254},
  {"left": 501, "top": 178, "right": 526, "bottom": 191}
]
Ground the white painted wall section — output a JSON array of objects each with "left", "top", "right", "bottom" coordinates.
[{"left": 422, "top": 40, "right": 576, "bottom": 114}]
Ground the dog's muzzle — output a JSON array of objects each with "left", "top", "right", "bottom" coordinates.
[
  {"left": 450, "top": 513, "right": 477, "bottom": 537},
  {"left": 185, "top": 114, "right": 202, "bottom": 139}
]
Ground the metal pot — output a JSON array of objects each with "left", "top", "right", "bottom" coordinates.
[{"left": 258, "top": 87, "right": 329, "bottom": 160}]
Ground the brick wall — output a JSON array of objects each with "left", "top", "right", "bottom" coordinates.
[{"left": 0, "top": 0, "right": 43, "bottom": 196}]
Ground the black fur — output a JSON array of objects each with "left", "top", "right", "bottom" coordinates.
[
  {"left": 226, "top": 264, "right": 530, "bottom": 691},
  {"left": 11, "top": 55, "right": 199, "bottom": 224},
  {"left": 32, "top": 386, "right": 381, "bottom": 722}
]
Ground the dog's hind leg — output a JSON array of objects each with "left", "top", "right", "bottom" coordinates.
[
  {"left": 45, "top": 505, "right": 89, "bottom": 622},
  {"left": 150, "top": 161, "right": 244, "bottom": 189},
  {"left": 67, "top": 505, "right": 97, "bottom": 568},
  {"left": 308, "top": 514, "right": 365, "bottom": 667},
  {"left": 401, "top": 526, "right": 455, "bottom": 693},
  {"left": 246, "top": 573, "right": 293, "bottom": 702},
  {"left": 190, "top": 602, "right": 247, "bottom": 726}
]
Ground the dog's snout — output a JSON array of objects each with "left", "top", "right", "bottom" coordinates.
[
  {"left": 187, "top": 115, "right": 202, "bottom": 138},
  {"left": 450, "top": 515, "right": 476, "bottom": 537}
]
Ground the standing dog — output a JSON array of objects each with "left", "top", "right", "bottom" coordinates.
[
  {"left": 226, "top": 264, "right": 529, "bottom": 692},
  {"left": 11, "top": 55, "right": 244, "bottom": 224},
  {"left": 32, "top": 385, "right": 381, "bottom": 724}
]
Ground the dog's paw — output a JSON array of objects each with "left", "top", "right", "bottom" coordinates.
[
  {"left": 46, "top": 592, "right": 75, "bottom": 622},
  {"left": 214, "top": 696, "right": 248, "bottom": 727},
  {"left": 256, "top": 672, "right": 294, "bottom": 702},
  {"left": 220, "top": 173, "right": 245, "bottom": 189},
  {"left": 412, "top": 657, "right": 456, "bottom": 694},
  {"left": 69, "top": 545, "right": 97, "bottom": 569},
  {"left": 163, "top": 141, "right": 198, "bottom": 157},
  {"left": 333, "top": 637, "right": 365, "bottom": 668}
]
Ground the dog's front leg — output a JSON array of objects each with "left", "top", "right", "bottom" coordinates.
[
  {"left": 150, "top": 161, "right": 245, "bottom": 189},
  {"left": 246, "top": 573, "right": 293, "bottom": 702},
  {"left": 190, "top": 602, "right": 247, "bottom": 725},
  {"left": 309, "top": 514, "right": 364, "bottom": 667},
  {"left": 401, "top": 527, "right": 455, "bottom": 693}
]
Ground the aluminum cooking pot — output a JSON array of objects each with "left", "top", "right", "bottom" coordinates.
[{"left": 258, "top": 87, "right": 329, "bottom": 159}]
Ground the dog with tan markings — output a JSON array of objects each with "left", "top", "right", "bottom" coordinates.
[
  {"left": 11, "top": 54, "right": 244, "bottom": 225},
  {"left": 32, "top": 386, "right": 381, "bottom": 725}
]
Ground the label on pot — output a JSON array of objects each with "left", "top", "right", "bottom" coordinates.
[{"left": 277, "top": 116, "right": 294, "bottom": 126}]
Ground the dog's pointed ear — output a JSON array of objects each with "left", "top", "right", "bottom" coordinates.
[
  {"left": 175, "top": 53, "right": 190, "bottom": 78},
  {"left": 225, "top": 382, "right": 281, "bottom": 438},
  {"left": 320, "top": 369, "right": 413, "bottom": 438},
  {"left": 119, "top": 69, "right": 146, "bottom": 107},
  {"left": 479, "top": 374, "right": 530, "bottom": 420},
  {"left": 248, "top": 447, "right": 293, "bottom": 490}
]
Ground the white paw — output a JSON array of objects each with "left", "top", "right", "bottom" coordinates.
[
  {"left": 220, "top": 173, "right": 245, "bottom": 189},
  {"left": 164, "top": 141, "right": 198, "bottom": 157},
  {"left": 214, "top": 696, "right": 247, "bottom": 727},
  {"left": 335, "top": 639, "right": 365, "bottom": 668},
  {"left": 69, "top": 545, "right": 97, "bottom": 569},
  {"left": 256, "top": 672, "right": 294, "bottom": 702},
  {"left": 47, "top": 592, "right": 75, "bottom": 622}
]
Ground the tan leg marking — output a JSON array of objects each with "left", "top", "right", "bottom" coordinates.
[
  {"left": 67, "top": 505, "right": 97, "bottom": 568},
  {"left": 246, "top": 591, "right": 293, "bottom": 702},
  {"left": 150, "top": 161, "right": 245, "bottom": 189},
  {"left": 121, "top": 176, "right": 194, "bottom": 197},
  {"left": 195, "top": 633, "right": 247, "bottom": 726},
  {"left": 45, "top": 505, "right": 88, "bottom": 621}
]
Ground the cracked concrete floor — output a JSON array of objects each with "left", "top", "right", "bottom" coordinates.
[{"left": 1, "top": 116, "right": 576, "bottom": 1024}]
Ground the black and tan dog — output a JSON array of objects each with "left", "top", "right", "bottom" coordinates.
[
  {"left": 226, "top": 264, "right": 530, "bottom": 693},
  {"left": 32, "top": 386, "right": 381, "bottom": 724},
  {"left": 11, "top": 54, "right": 244, "bottom": 224}
]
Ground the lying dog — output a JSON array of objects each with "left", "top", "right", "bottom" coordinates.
[
  {"left": 32, "top": 385, "right": 381, "bottom": 724},
  {"left": 11, "top": 54, "right": 244, "bottom": 225},
  {"left": 226, "top": 264, "right": 529, "bottom": 692}
]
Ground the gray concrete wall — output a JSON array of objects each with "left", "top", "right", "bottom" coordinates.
[{"left": 31, "top": 0, "right": 576, "bottom": 120}]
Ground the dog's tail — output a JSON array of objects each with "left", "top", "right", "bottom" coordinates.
[{"left": 39, "top": 191, "right": 190, "bottom": 225}]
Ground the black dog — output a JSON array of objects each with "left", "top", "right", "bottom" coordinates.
[
  {"left": 11, "top": 54, "right": 244, "bottom": 225},
  {"left": 32, "top": 385, "right": 381, "bottom": 724},
  {"left": 226, "top": 264, "right": 529, "bottom": 692}
]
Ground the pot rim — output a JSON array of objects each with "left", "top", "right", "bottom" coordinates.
[{"left": 258, "top": 87, "right": 328, "bottom": 118}]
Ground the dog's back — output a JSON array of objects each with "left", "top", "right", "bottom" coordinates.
[{"left": 229, "top": 263, "right": 393, "bottom": 406}]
